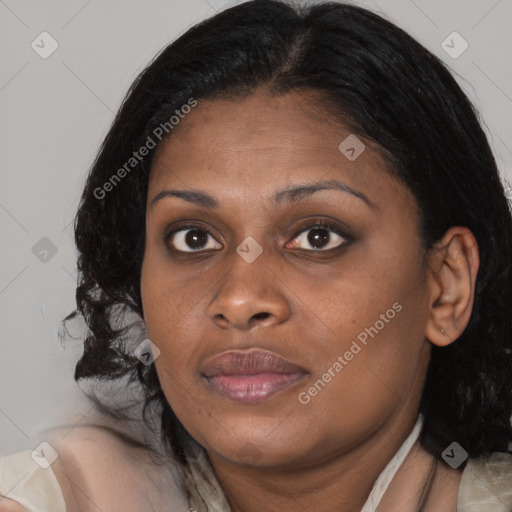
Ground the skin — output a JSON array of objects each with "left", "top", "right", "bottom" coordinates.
[{"left": 140, "top": 87, "right": 479, "bottom": 512}]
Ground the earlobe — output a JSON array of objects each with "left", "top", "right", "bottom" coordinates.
[{"left": 425, "top": 227, "right": 479, "bottom": 347}]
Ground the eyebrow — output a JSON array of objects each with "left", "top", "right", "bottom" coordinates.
[{"left": 150, "top": 179, "right": 377, "bottom": 210}]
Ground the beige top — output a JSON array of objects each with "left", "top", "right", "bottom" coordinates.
[
  {"left": 457, "top": 451, "right": 512, "bottom": 511},
  {"left": 0, "top": 450, "right": 65, "bottom": 512},
  {"left": 1, "top": 448, "right": 511, "bottom": 511}
]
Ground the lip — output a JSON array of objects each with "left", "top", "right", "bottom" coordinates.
[{"left": 201, "top": 349, "right": 308, "bottom": 404}]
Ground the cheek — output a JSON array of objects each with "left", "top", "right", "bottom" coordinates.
[
  {"left": 298, "top": 246, "right": 429, "bottom": 388},
  {"left": 305, "top": 272, "right": 429, "bottom": 420},
  {"left": 293, "top": 305, "right": 428, "bottom": 451},
  {"left": 141, "top": 246, "right": 203, "bottom": 340},
  {"left": 140, "top": 263, "right": 197, "bottom": 400}
]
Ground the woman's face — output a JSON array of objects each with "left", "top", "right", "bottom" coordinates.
[{"left": 141, "top": 88, "right": 433, "bottom": 468}]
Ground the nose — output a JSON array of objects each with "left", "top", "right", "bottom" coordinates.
[{"left": 207, "top": 255, "right": 291, "bottom": 331}]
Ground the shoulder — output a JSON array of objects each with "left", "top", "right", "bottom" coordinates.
[
  {"left": 0, "top": 448, "right": 66, "bottom": 512},
  {"left": 47, "top": 423, "right": 190, "bottom": 512},
  {"left": 2, "top": 424, "right": 189, "bottom": 512},
  {"left": 458, "top": 451, "right": 512, "bottom": 511}
]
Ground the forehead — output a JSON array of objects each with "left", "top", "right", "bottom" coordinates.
[{"left": 148, "top": 89, "right": 408, "bottom": 209}]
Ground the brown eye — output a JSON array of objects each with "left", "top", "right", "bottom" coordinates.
[
  {"left": 166, "top": 227, "right": 222, "bottom": 252},
  {"left": 287, "top": 224, "right": 347, "bottom": 251}
]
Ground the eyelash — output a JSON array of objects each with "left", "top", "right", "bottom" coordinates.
[{"left": 163, "top": 219, "right": 351, "bottom": 255}]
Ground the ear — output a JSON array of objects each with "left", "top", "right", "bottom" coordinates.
[{"left": 425, "top": 226, "right": 479, "bottom": 347}]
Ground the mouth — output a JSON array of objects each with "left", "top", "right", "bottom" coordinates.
[{"left": 201, "top": 349, "right": 308, "bottom": 404}]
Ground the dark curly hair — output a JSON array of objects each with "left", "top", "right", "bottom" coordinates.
[{"left": 62, "top": 0, "right": 512, "bottom": 466}]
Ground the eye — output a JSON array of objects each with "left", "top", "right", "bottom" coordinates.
[
  {"left": 286, "top": 221, "right": 348, "bottom": 251},
  {"left": 165, "top": 226, "right": 222, "bottom": 253}
]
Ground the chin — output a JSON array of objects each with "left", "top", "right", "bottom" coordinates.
[{"left": 194, "top": 416, "right": 319, "bottom": 468}]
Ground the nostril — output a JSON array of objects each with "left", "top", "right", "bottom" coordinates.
[{"left": 252, "top": 312, "right": 270, "bottom": 321}]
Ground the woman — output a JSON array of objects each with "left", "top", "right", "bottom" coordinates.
[{"left": 1, "top": 0, "right": 512, "bottom": 510}]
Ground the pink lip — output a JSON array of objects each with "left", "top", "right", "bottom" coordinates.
[{"left": 202, "top": 349, "right": 308, "bottom": 403}]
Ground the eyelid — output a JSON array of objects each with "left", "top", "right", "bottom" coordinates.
[{"left": 291, "top": 219, "right": 348, "bottom": 238}]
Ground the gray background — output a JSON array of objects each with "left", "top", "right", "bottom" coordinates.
[{"left": 1, "top": 0, "right": 511, "bottom": 455}]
